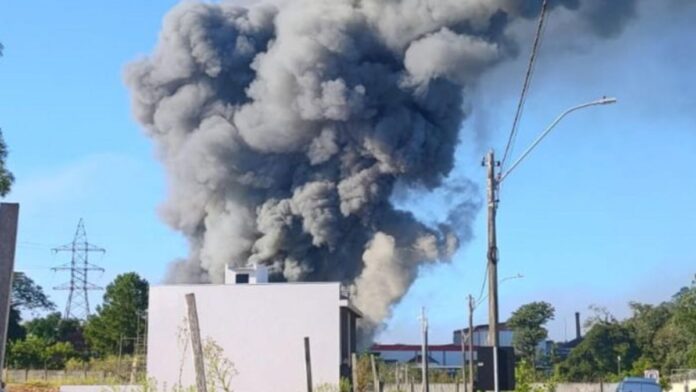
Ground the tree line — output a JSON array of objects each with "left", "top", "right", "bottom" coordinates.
[
  {"left": 507, "top": 275, "right": 696, "bottom": 383},
  {"left": 5, "top": 272, "right": 149, "bottom": 370}
]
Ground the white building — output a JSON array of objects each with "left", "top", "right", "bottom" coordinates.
[{"left": 147, "top": 264, "right": 361, "bottom": 392}]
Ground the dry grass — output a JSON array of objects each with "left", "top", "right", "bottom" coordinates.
[{"left": 7, "top": 382, "right": 59, "bottom": 392}]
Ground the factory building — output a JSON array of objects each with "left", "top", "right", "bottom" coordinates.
[
  {"left": 371, "top": 343, "right": 476, "bottom": 369},
  {"left": 147, "top": 264, "right": 361, "bottom": 392},
  {"left": 452, "top": 323, "right": 514, "bottom": 347}
]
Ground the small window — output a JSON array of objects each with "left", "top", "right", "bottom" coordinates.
[{"left": 235, "top": 274, "right": 250, "bottom": 284}]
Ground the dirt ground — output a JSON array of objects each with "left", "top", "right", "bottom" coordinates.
[{"left": 7, "top": 383, "right": 59, "bottom": 392}]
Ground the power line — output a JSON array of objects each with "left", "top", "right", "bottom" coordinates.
[
  {"left": 500, "top": 0, "right": 549, "bottom": 171},
  {"left": 19, "top": 241, "right": 55, "bottom": 247},
  {"left": 476, "top": 263, "right": 489, "bottom": 306},
  {"left": 51, "top": 219, "right": 105, "bottom": 320}
]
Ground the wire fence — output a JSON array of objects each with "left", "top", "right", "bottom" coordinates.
[{"left": 2, "top": 369, "right": 112, "bottom": 384}]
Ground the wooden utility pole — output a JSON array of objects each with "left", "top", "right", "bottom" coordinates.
[
  {"left": 0, "top": 203, "right": 19, "bottom": 389},
  {"left": 485, "top": 151, "right": 500, "bottom": 392},
  {"left": 468, "top": 295, "right": 475, "bottom": 392},
  {"left": 420, "top": 307, "right": 429, "bottom": 392},
  {"left": 304, "top": 337, "right": 313, "bottom": 392},
  {"left": 460, "top": 327, "right": 467, "bottom": 392},
  {"left": 130, "top": 312, "right": 144, "bottom": 384},
  {"left": 185, "top": 293, "right": 207, "bottom": 392},
  {"left": 370, "top": 354, "right": 380, "bottom": 392},
  {"left": 117, "top": 335, "right": 124, "bottom": 378},
  {"left": 461, "top": 294, "right": 476, "bottom": 392},
  {"left": 351, "top": 353, "right": 359, "bottom": 392}
]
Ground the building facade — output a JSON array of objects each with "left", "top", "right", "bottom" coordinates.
[
  {"left": 147, "top": 265, "right": 361, "bottom": 392},
  {"left": 371, "top": 344, "right": 476, "bottom": 369},
  {"left": 452, "top": 323, "right": 514, "bottom": 347}
]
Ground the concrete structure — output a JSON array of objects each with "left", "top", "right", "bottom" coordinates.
[
  {"left": 668, "top": 370, "right": 696, "bottom": 392},
  {"left": 147, "top": 264, "right": 361, "bottom": 392},
  {"left": 0, "top": 203, "right": 19, "bottom": 390},
  {"left": 371, "top": 343, "right": 476, "bottom": 368},
  {"left": 224, "top": 263, "right": 268, "bottom": 285}
]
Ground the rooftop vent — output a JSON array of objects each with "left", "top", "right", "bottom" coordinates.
[{"left": 224, "top": 264, "right": 268, "bottom": 285}]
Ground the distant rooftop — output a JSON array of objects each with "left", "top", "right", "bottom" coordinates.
[
  {"left": 454, "top": 323, "right": 511, "bottom": 335},
  {"left": 371, "top": 343, "right": 481, "bottom": 352}
]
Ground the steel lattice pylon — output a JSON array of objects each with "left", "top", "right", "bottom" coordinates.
[{"left": 52, "top": 218, "right": 105, "bottom": 319}]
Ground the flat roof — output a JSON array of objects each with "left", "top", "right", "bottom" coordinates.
[{"left": 455, "top": 323, "right": 511, "bottom": 334}]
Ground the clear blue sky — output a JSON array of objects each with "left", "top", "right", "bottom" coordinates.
[{"left": 1, "top": 1, "right": 694, "bottom": 344}]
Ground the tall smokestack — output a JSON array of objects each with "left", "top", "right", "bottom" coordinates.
[
  {"left": 575, "top": 312, "right": 581, "bottom": 340},
  {"left": 125, "top": 0, "right": 642, "bottom": 342}
]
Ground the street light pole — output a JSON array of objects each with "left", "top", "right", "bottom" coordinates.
[
  {"left": 618, "top": 355, "right": 622, "bottom": 375},
  {"left": 499, "top": 97, "right": 617, "bottom": 183},
  {"left": 485, "top": 97, "right": 616, "bottom": 392}
]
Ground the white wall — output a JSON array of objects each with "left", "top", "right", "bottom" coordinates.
[
  {"left": 147, "top": 283, "right": 342, "bottom": 392},
  {"left": 670, "top": 378, "right": 696, "bottom": 392}
]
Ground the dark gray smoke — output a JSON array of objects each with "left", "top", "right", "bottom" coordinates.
[{"left": 125, "top": 0, "right": 636, "bottom": 338}]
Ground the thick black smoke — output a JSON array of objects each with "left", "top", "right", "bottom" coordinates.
[{"left": 125, "top": 0, "right": 637, "bottom": 338}]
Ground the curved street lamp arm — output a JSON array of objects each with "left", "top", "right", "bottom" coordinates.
[
  {"left": 476, "top": 273, "right": 524, "bottom": 308},
  {"left": 499, "top": 96, "right": 617, "bottom": 184}
]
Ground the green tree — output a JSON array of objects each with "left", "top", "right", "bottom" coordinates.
[
  {"left": 515, "top": 360, "right": 538, "bottom": 392},
  {"left": 653, "top": 277, "right": 696, "bottom": 370},
  {"left": 84, "top": 273, "right": 148, "bottom": 356},
  {"left": 12, "top": 272, "right": 55, "bottom": 311},
  {"left": 45, "top": 341, "right": 77, "bottom": 369},
  {"left": 24, "top": 312, "right": 64, "bottom": 343},
  {"left": 7, "top": 307, "right": 25, "bottom": 342},
  {"left": 7, "top": 335, "right": 76, "bottom": 369},
  {"left": 24, "top": 312, "right": 86, "bottom": 351},
  {"left": 625, "top": 302, "right": 672, "bottom": 352},
  {"left": 7, "top": 272, "right": 56, "bottom": 343},
  {"left": 507, "top": 301, "right": 555, "bottom": 364},
  {"left": 673, "top": 276, "right": 696, "bottom": 339},
  {"left": 7, "top": 335, "right": 48, "bottom": 368},
  {"left": 624, "top": 301, "right": 673, "bottom": 372},
  {"left": 559, "top": 321, "right": 639, "bottom": 381},
  {"left": 0, "top": 129, "right": 14, "bottom": 197},
  {"left": 583, "top": 305, "right": 617, "bottom": 330},
  {"left": 0, "top": 44, "right": 11, "bottom": 197}
]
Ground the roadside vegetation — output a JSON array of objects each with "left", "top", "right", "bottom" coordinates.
[
  {"left": 5, "top": 272, "right": 149, "bottom": 380},
  {"left": 507, "top": 276, "right": 696, "bottom": 384},
  {"left": 4, "top": 273, "right": 695, "bottom": 389}
]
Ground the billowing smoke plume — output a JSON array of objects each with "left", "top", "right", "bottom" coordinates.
[{"left": 126, "top": 0, "right": 636, "bottom": 338}]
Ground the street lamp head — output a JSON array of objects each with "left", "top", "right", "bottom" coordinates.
[{"left": 597, "top": 96, "right": 617, "bottom": 105}]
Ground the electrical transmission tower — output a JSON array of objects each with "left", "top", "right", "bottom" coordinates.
[{"left": 52, "top": 218, "right": 105, "bottom": 319}]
